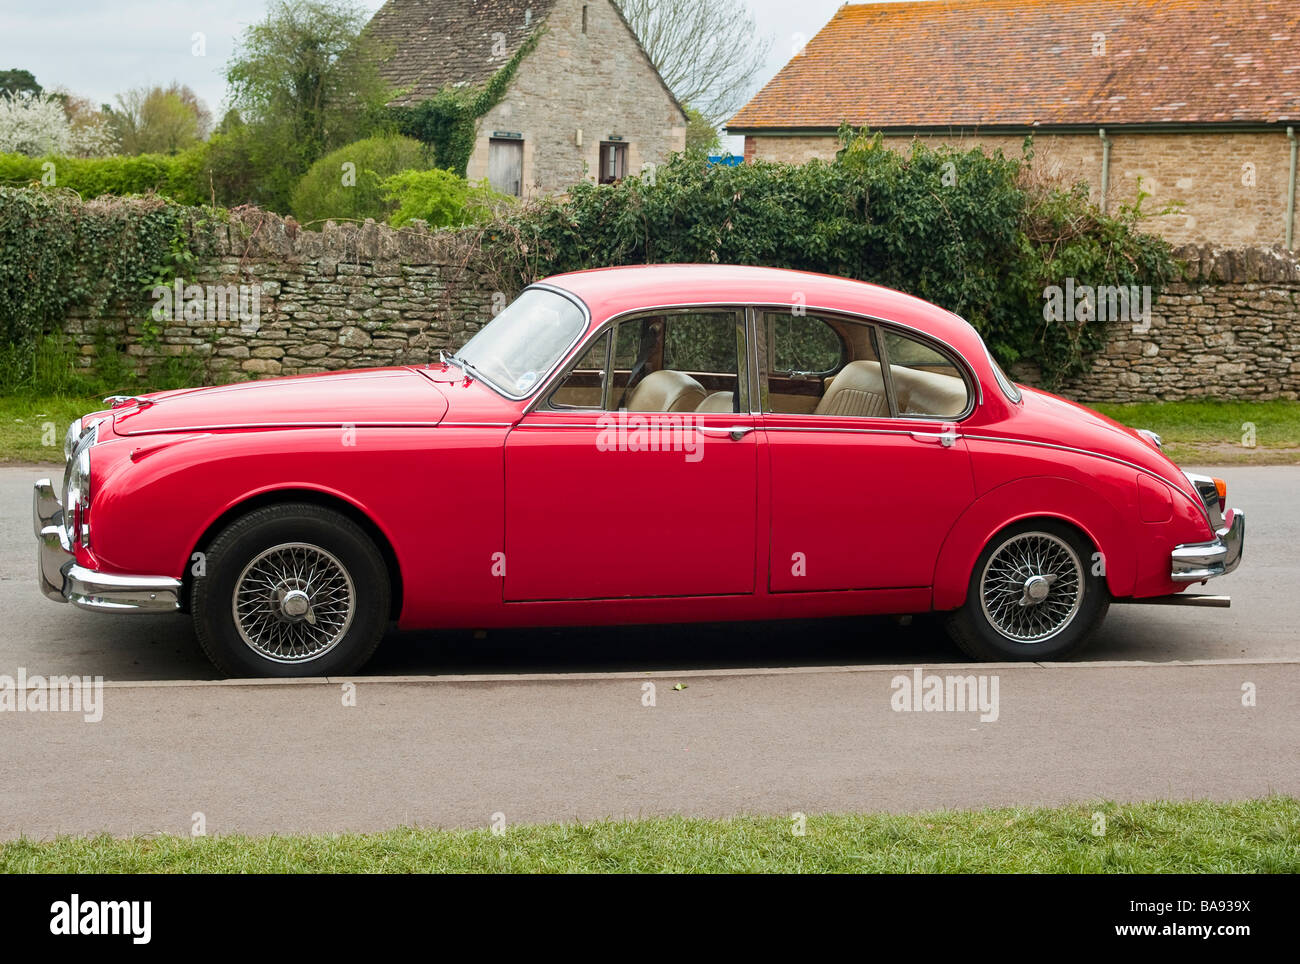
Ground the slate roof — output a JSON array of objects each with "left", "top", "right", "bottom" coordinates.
[
  {"left": 368, "top": 0, "right": 559, "bottom": 106},
  {"left": 729, "top": 0, "right": 1300, "bottom": 132}
]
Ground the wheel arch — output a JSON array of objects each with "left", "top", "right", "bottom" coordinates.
[
  {"left": 183, "top": 488, "right": 404, "bottom": 620},
  {"left": 932, "top": 476, "right": 1133, "bottom": 611}
]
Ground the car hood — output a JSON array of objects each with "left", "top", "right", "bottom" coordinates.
[{"left": 110, "top": 367, "right": 449, "bottom": 436}]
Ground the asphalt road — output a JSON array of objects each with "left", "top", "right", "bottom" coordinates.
[{"left": 0, "top": 464, "right": 1295, "bottom": 838}]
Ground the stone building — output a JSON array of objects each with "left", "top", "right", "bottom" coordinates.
[
  {"left": 728, "top": 0, "right": 1300, "bottom": 247},
  {"left": 369, "top": 0, "right": 687, "bottom": 197}
]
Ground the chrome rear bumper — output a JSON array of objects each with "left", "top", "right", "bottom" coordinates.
[
  {"left": 34, "top": 478, "right": 182, "bottom": 613},
  {"left": 1171, "top": 507, "right": 1245, "bottom": 583}
]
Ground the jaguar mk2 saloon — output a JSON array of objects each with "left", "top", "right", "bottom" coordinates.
[{"left": 34, "top": 265, "right": 1245, "bottom": 677}]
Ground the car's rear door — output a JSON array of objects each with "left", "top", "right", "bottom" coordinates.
[{"left": 760, "top": 310, "right": 977, "bottom": 592}]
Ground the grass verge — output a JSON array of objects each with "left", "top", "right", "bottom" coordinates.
[
  {"left": 2, "top": 798, "right": 1296, "bottom": 873},
  {"left": 0, "top": 395, "right": 99, "bottom": 464},
  {"left": 1094, "top": 399, "right": 1300, "bottom": 465}
]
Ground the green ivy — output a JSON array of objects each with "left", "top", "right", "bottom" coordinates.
[
  {"left": 0, "top": 187, "right": 205, "bottom": 393},
  {"left": 393, "top": 29, "right": 544, "bottom": 175}
]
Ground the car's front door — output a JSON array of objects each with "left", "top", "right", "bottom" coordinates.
[
  {"left": 760, "top": 310, "right": 977, "bottom": 593},
  {"left": 503, "top": 308, "right": 760, "bottom": 602}
]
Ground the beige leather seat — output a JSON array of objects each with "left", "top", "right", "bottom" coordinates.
[
  {"left": 695, "top": 391, "right": 734, "bottom": 413},
  {"left": 625, "top": 370, "right": 708, "bottom": 412},
  {"left": 814, "top": 360, "right": 890, "bottom": 417},
  {"left": 891, "top": 366, "right": 968, "bottom": 417}
]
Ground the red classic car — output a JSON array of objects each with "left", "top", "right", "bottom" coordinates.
[{"left": 34, "top": 265, "right": 1244, "bottom": 677}]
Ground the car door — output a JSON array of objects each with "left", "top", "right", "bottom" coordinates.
[
  {"left": 760, "top": 310, "right": 977, "bottom": 592},
  {"left": 503, "top": 308, "right": 761, "bottom": 602}
]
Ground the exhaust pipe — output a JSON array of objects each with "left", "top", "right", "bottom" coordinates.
[{"left": 1113, "top": 594, "right": 1231, "bottom": 608}]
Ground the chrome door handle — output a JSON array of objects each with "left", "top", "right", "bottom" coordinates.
[
  {"left": 909, "top": 430, "right": 960, "bottom": 448},
  {"left": 696, "top": 425, "right": 755, "bottom": 441}
]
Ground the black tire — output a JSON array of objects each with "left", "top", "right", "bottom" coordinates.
[
  {"left": 191, "top": 503, "right": 390, "bottom": 677},
  {"left": 945, "top": 519, "right": 1109, "bottom": 661}
]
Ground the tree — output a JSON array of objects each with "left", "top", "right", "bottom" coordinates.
[
  {"left": 0, "top": 69, "right": 42, "bottom": 98},
  {"left": 0, "top": 91, "right": 114, "bottom": 157},
  {"left": 683, "top": 106, "right": 719, "bottom": 152},
  {"left": 616, "top": 0, "right": 771, "bottom": 128},
  {"left": 109, "top": 84, "right": 212, "bottom": 155},
  {"left": 224, "top": 0, "right": 394, "bottom": 211}
]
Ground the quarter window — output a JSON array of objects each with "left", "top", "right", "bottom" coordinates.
[{"left": 881, "top": 330, "right": 970, "bottom": 418}]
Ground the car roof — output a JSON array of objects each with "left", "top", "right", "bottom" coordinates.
[{"left": 541, "top": 263, "right": 978, "bottom": 345}]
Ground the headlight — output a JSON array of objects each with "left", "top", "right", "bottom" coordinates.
[{"left": 63, "top": 418, "right": 83, "bottom": 462}]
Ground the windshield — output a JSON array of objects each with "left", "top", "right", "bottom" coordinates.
[{"left": 454, "top": 288, "right": 588, "bottom": 397}]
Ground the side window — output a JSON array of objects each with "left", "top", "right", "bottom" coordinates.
[
  {"left": 771, "top": 314, "right": 843, "bottom": 375},
  {"left": 547, "top": 330, "right": 610, "bottom": 409},
  {"left": 764, "top": 312, "right": 881, "bottom": 417},
  {"left": 594, "top": 310, "right": 746, "bottom": 413},
  {"left": 882, "top": 330, "right": 970, "bottom": 418}
]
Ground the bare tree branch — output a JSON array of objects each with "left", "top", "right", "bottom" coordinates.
[{"left": 617, "top": 0, "right": 772, "bottom": 129}]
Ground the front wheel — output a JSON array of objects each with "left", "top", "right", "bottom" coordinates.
[
  {"left": 945, "top": 521, "right": 1108, "bottom": 661},
  {"left": 191, "top": 503, "right": 390, "bottom": 677}
]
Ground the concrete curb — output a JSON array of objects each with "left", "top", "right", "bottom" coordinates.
[{"left": 89, "top": 656, "right": 1300, "bottom": 690}]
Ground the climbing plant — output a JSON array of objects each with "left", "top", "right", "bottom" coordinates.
[
  {"left": 393, "top": 29, "right": 544, "bottom": 175},
  {"left": 0, "top": 187, "right": 206, "bottom": 392}
]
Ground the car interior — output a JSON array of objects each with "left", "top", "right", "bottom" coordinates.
[{"left": 546, "top": 308, "right": 970, "bottom": 419}]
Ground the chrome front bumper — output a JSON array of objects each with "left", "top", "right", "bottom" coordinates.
[
  {"left": 1171, "top": 507, "right": 1245, "bottom": 583},
  {"left": 34, "top": 478, "right": 182, "bottom": 613}
]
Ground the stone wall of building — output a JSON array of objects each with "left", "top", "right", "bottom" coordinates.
[
  {"left": 466, "top": 0, "right": 687, "bottom": 197},
  {"left": 61, "top": 208, "right": 1300, "bottom": 404},
  {"left": 743, "top": 130, "right": 1299, "bottom": 247}
]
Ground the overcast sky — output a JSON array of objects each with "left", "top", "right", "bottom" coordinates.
[{"left": 0, "top": 0, "right": 852, "bottom": 149}]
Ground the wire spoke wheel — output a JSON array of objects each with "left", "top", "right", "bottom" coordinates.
[
  {"left": 232, "top": 542, "right": 356, "bottom": 663},
  {"left": 978, "top": 531, "right": 1084, "bottom": 643}
]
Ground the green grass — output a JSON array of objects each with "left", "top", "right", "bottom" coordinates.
[
  {"left": 0, "top": 395, "right": 98, "bottom": 463},
  {"left": 1094, "top": 399, "right": 1300, "bottom": 465},
  {"left": 2, "top": 798, "right": 1295, "bottom": 873}
]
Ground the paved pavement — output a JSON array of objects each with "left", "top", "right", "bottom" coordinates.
[
  {"left": 1, "top": 661, "right": 1295, "bottom": 839},
  {"left": 0, "top": 464, "right": 1295, "bottom": 838}
]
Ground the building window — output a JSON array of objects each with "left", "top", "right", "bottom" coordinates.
[{"left": 599, "top": 141, "right": 627, "bottom": 184}]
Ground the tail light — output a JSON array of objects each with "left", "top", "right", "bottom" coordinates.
[{"left": 1213, "top": 478, "right": 1227, "bottom": 514}]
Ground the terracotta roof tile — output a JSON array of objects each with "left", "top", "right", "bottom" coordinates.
[{"left": 728, "top": 0, "right": 1300, "bottom": 131}]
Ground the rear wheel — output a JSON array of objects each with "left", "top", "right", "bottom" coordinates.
[
  {"left": 945, "top": 520, "right": 1108, "bottom": 661},
  {"left": 191, "top": 503, "right": 390, "bottom": 677}
]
